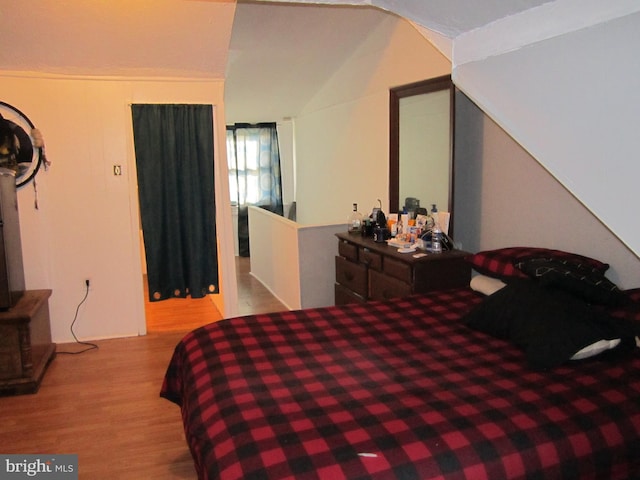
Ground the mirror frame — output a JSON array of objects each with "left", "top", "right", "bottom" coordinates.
[{"left": 389, "top": 75, "right": 454, "bottom": 235}]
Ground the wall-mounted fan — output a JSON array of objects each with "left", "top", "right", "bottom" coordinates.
[{"left": 0, "top": 101, "right": 45, "bottom": 189}]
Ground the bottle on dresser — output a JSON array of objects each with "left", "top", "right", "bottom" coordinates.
[
  {"left": 430, "top": 204, "right": 442, "bottom": 253},
  {"left": 347, "top": 203, "right": 364, "bottom": 234},
  {"left": 431, "top": 221, "right": 442, "bottom": 253},
  {"left": 400, "top": 207, "right": 409, "bottom": 235}
]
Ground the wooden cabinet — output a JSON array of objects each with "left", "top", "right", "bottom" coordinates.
[
  {"left": 335, "top": 233, "right": 470, "bottom": 304},
  {"left": 0, "top": 289, "right": 55, "bottom": 395}
]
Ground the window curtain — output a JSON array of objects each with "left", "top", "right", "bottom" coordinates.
[
  {"left": 226, "top": 123, "right": 283, "bottom": 257},
  {"left": 132, "top": 104, "right": 219, "bottom": 301}
]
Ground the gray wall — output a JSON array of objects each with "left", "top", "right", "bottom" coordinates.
[{"left": 454, "top": 91, "right": 639, "bottom": 289}]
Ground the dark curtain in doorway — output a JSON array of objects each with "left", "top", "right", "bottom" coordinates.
[
  {"left": 226, "top": 123, "right": 283, "bottom": 257},
  {"left": 132, "top": 104, "right": 218, "bottom": 301}
]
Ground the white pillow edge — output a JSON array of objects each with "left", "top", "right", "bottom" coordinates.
[
  {"left": 571, "top": 338, "right": 621, "bottom": 360},
  {"left": 470, "top": 274, "right": 507, "bottom": 296}
]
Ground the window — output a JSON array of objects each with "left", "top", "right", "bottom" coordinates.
[
  {"left": 227, "top": 129, "right": 261, "bottom": 205},
  {"left": 226, "top": 123, "right": 283, "bottom": 256}
]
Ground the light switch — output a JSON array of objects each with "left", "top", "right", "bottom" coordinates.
[{"left": 113, "top": 165, "right": 122, "bottom": 176}]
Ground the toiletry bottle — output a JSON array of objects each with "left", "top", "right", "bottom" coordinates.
[
  {"left": 429, "top": 204, "right": 438, "bottom": 233},
  {"left": 400, "top": 207, "right": 409, "bottom": 235},
  {"left": 431, "top": 220, "right": 442, "bottom": 253},
  {"left": 348, "top": 203, "right": 363, "bottom": 234}
]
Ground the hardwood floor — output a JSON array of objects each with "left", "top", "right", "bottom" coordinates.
[
  {"left": 144, "top": 284, "right": 224, "bottom": 333},
  {"left": 235, "top": 255, "right": 288, "bottom": 316},
  {"left": 0, "top": 332, "right": 195, "bottom": 479},
  {"left": 145, "top": 256, "right": 286, "bottom": 332},
  {"left": 0, "top": 257, "right": 287, "bottom": 479}
]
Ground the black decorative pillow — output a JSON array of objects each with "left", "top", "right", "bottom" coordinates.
[
  {"left": 465, "top": 247, "right": 609, "bottom": 281},
  {"left": 515, "top": 257, "right": 626, "bottom": 306},
  {"left": 463, "top": 279, "right": 635, "bottom": 370}
]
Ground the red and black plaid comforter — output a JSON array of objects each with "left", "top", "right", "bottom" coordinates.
[{"left": 161, "top": 288, "right": 640, "bottom": 479}]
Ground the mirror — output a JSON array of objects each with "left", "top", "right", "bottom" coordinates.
[{"left": 389, "top": 75, "right": 454, "bottom": 234}]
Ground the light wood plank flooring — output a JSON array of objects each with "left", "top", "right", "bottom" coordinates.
[
  {"left": 0, "top": 257, "right": 287, "bottom": 479},
  {"left": 0, "top": 332, "right": 195, "bottom": 479},
  {"left": 144, "top": 283, "right": 224, "bottom": 333},
  {"left": 145, "top": 256, "right": 286, "bottom": 332},
  {"left": 235, "top": 255, "right": 289, "bottom": 317}
]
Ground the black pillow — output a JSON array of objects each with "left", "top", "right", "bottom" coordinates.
[
  {"left": 514, "top": 257, "right": 626, "bottom": 306},
  {"left": 463, "top": 279, "right": 635, "bottom": 370}
]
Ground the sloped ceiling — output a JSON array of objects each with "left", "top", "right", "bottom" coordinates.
[
  {"left": 1, "top": 0, "right": 550, "bottom": 117},
  {"left": 224, "top": 2, "right": 396, "bottom": 122},
  {"left": 224, "top": 0, "right": 549, "bottom": 121},
  {"left": 2, "top": 0, "right": 581, "bottom": 126},
  {"left": 256, "top": 0, "right": 552, "bottom": 37}
]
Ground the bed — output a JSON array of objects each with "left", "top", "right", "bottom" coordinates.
[{"left": 161, "top": 247, "right": 640, "bottom": 479}]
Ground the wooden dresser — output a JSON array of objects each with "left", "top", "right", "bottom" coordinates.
[
  {"left": 335, "top": 233, "right": 471, "bottom": 304},
  {"left": 0, "top": 289, "right": 55, "bottom": 395}
]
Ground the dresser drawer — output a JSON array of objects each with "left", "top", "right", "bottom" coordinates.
[
  {"left": 370, "top": 269, "right": 412, "bottom": 301},
  {"left": 338, "top": 238, "right": 359, "bottom": 261},
  {"left": 335, "top": 256, "right": 368, "bottom": 297},
  {"left": 359, "top": 247, "right": 382, "bottom": 271},
  {"left": 383, "top": 257, "right": 412, "bottom": 284},
  {"left": 334, "top": 283, "right": 366, "bottom": 305}
]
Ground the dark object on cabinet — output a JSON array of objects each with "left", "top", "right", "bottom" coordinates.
[
  {"left": 334, "top": 232, "right": 470, "bottom": 304},
  {"left": 0, "top": 289, "right": 55, "bottom": 396},
  {"left": 0, "top": 169, "right": 25, "bottom": 310}
]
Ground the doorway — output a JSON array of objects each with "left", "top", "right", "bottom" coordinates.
[
  {"left": 143, "top": 256, "right": 286, "bottom": 332},
  {"left": 131, "top": 104, "right": 222, "bottom": 332},
  {"left": 143, "top": 271, "right": 223, "bottom": 333}
]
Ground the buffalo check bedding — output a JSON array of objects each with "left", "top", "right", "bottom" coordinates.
[{"left": 161, "top": 287, "right": 640, "bottom": 480}]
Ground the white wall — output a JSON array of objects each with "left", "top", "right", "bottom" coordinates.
[
  {"left": 295, "top": 16, "right": 450, "bottom": 225},
  {"left": 453, "top": 11, "right": 640, "bottom": 259},
  {"left": 0, "top": 73, "right": 236, "bottom": 342},
  {"left": 248, "top": 207, "right": 301, "bottom": 309}
]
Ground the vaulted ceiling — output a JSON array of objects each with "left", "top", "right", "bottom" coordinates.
[
  {"left": 226, "top": 0, "right": 549, "bottom": 121},
  {"left": 255, "top": 0, "right": 552, "bottom": 38},
  {"left": 0, "top": 0, "right": 550, "bottom": 121}
]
